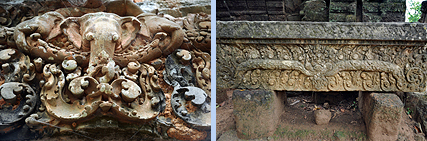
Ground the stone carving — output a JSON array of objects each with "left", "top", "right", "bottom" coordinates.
[
  {"left": 164, "top": 49, "right": 211, "bottom": 130},
  {"left": 217, "top": 21, "right": 427, "bottom": 92},
  {"left": 218, "top": 44, "right": 427, "bottom": 92},
  {"left": 0, "top": 48, "right": 38, "bottom": 134},
  {"left": 0, "top": 1, "right": 210, "bottom": 140}
]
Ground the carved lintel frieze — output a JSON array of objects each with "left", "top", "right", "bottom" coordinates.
[
  {"left": 218, "top": 43, "right": 427, "bottom": 92},
  {"left": 217, "top": 21, "right": 427, "bottom": 92}
]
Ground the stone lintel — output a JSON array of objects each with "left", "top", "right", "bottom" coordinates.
[{"left": 217, "top": 21, "right": 427, "bottom": 92}]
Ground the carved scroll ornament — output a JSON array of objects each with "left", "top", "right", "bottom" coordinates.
[
  {"left": 0, "top": 5, "right": 210, "bottom": 140},
  {"left": 217, "top": 43, "right": 427, "bottom": 92}
]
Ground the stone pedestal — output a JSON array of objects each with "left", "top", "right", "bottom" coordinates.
[
  {"left": 362, "top": 92, "right": 403, "bottom": 141},
  {"left": 232, "top": 89, "right": 285, "bottom": 139}
]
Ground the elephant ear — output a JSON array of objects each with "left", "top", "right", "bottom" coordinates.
[
  {"left": 59, "top": 17, "right": 82, "bottom": 49},
  {"left": 120, "top": 17, "right": 142, "bottom": 48}
]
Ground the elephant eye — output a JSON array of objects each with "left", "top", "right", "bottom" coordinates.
[
  {"left": 112, "top": 33, "right": 119, "bottom": 42},
  {"left": 86, "top": 32, "right": 94, "bottom": 41}
]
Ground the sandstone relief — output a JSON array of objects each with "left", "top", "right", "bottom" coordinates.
[
  {"left": 0, "top": 0, "right": 210, "bottom": 140},
  {"left": 217, "top": 21, "right": 427, "bottom": 92},
  {"left": 218, "top": 44, "right": 427, "bottom": 92}
]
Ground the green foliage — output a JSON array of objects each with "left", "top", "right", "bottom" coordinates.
[
  {"left": 408, "top": 0, "right": 422, "bottom": 22},
  {"left": 351, "top": 101, "right": 358, "bottom": 110},
  {"left": 406, "top": 108, "right": 413, "bottom": 115}
]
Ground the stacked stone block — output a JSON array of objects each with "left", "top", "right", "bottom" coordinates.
[
  {"left": 329, "top": 0, "right": 357, "bottom": 22},
  {"left": 301, "top": 0, "right": 328, "bottom": 21},
  {"left": 362, "top": 0, "right": 381, "bottom": 22},
  {"left": 216, "top": 0, "right": 303, "bottom": 21},
  {"left": 362, "top": 0, "right": 405, "bottom": 22},
  {"left": 247, "top": 0, "right": 269, "bottom": 21}
]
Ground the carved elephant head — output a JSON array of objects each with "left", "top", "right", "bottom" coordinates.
[{"left": 58, "top": 12, "right": 142, "bottom": 66}]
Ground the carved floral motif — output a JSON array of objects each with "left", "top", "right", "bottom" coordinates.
[
  {"left": 0, "top": 2, "right": 210, "bottom": 140},
  {"left": 217, "top": 43, "right": 427, "bottom": 92}
]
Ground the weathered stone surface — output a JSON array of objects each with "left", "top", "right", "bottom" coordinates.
[
  {"left": 414, "top": 133, "right": 427, "bottom": 141},
  {"left": 0, "top": 0, "right": 211, "bottom": 140},
  {"left": 379, "top": 2, "right": 405, "bottom": 13},
  {"left": 330, "top": 2, "right": 356, "bottom": 13},
  {"left": 362, "top": 92, "right": 403, "bottom": 141},
  {"left": 416, "top": 95, "right": 427, "bottom": 137},
  {"left": 314, "top": 109, "right": 332, "bottom": 125},
  {"left": 361, "top": 1, "right": 405, "bottom": 22},
  {"left": 266, "top": 1, "right": 285, "bottom": 15},
  {"left": 329, "top": 13, "right": 357, "bottom": 22},
  {"left": 232, "top": 89, "right": 285, "bottom": 139},
  {"left": 301, "top": 0, "right": 328, "bottom": 22},
  {"left": 217, "top": 0, "right": 304, "bottom": 21},
  {"left": 217, "top": 21, "right": 427, "bottom": 92},
  {"left": 217, "top": 22, "right": 427, "bottom": 41},
  {"left": 404, "top": 92, "right": 426, "bottom": 119},
  {"left": 269, "top": 15, "right": 288, "bottom": 21},
  {"left": 363, "top": 2, "right": 379, "bottom": 13},
  {"left": 381, "top": 12, "right": 405, "bottom": 22},
  {"left": 251, "top": 14, "right": 269, "bottom": 21},
  {"left": 363, "top": 12, "right": 382, "bottom": 22}
]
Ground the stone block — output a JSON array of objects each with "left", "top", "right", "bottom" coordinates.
[
  {"left": 251, "top": 14, "right": 269, "bottom": 21},
  {"left": 284, "top": 0, "right": 302, "bottom": 13},
  {"left": 217, "top": 11, "right": 231, "bottom": 17},
  {"left": 380, "top": 2, "right": 406, "bottom": 13},
  {"left": 247, "top": 0, "right": 266, "bottom": 9},
  {"left": 216, "top": 0, "right": 228, "bottom": 11},
  {"left": 267, "top": 1, "right": 285, "bottom": 15},
  {"left": 363, "top": 2, "right": 379, "bottom": 13},
  {"left": 232, "top": 89, "right": 285, "bottom": 139},
  {"left": 383, "top": 0, "right": 406, "bottom": 4},
  {"left": 314, "top": 109, "right": 332, "bottom": 125},
  {"left": 287, "top": 15, "right": 302, "bottom": 21},
  {"left": 381, "top": 12, "right": 405, "bottom": 22},
  {"left": 229, "top": 11, "right": 247, "bottom": 16},
  {"left": 330, "top": 2, "right": 356, "bottom": 13},
  {"left": 331, "top": 0, "right": 355, "bottom": 2},
  {"left": 301, "top": 0, "right": 328, "bottom": 21},
  {"left": 329, "top": 13, "right": 356, "bottom": 22},
  {"left": 269, "top": 14, "right": 288, "bottom": 21},
  {"left": 219, "top": 17, "right": 234, "bottom": 21},
  {"left": 363, "top": 0, "right": 381, "bottom": 2},
  {"left": 363, "top": 12, "right": 382, "bottom": 22},
  {"left": 226, "top": 0, "right": 248, "bottom": 11},
  {"left": 246, "top": 10, "right": 268, "bottom": 15},
  {"left": 362, "top": 92, "right": 403, "bottom": 141},
  {"left": 235, "top": 15, "right": 252, "bottom": 21}
]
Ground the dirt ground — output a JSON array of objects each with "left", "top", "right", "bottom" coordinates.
[{"left": 216, "top": 90, "right": 421, "bottom": 141}]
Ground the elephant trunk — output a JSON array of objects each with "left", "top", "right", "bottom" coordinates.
[
  {"left": 161, "top": 26, "right": 184, "bottom": 56},
  {"left": 88, "top": 32, "right": 117, "bottom": 68}
]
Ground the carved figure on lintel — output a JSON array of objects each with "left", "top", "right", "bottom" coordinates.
[{"left": 0, "top": 0, "right": 211, "bottom": 140}]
